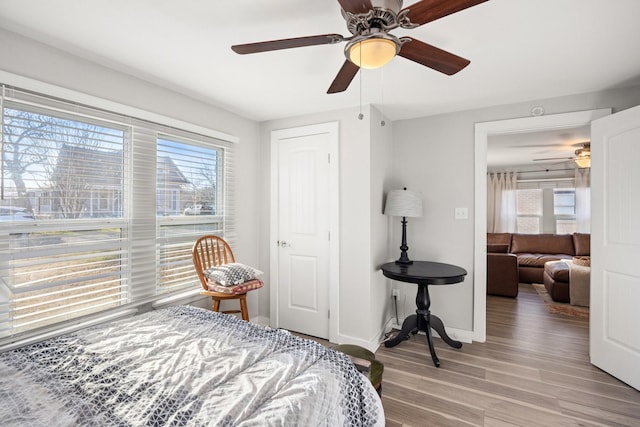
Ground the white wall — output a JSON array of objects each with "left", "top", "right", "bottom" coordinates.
[
  {"left": 368, "top": 106, "right": 394, "bottom": 338},
  {"left": 392, "top": 84, "right": 640, "bottom": 336},
  {"left": 0, "top": 28, "right": 264, "bottom": 317}
]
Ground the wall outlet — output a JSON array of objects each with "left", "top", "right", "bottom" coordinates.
[{"left": 392, "top": 288, "right": 400, "bottom": 298}]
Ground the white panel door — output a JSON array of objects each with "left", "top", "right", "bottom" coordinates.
[
  {"left": 270, "top": 123, "right": 338, "bottom": 340},
  {"left": 590, "top": 105, "right": 640, "bottom": 390}
]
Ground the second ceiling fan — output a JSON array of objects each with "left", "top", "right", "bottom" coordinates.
[{"left": 231, "top": 0, "right": 489, "bottom": 94}]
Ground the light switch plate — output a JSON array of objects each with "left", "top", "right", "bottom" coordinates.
[{"left": 454, "top": 207, "right": 468, "bottom": 219}]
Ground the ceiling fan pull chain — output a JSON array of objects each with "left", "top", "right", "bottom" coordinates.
[
  {"left": 358, "top": 46, "right": 364, "bottom": 120},
  {"left": 380, "top": 67, "right": 386, "bottom": 126}
]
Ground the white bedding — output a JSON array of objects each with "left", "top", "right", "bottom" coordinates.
[{"left": 0, "top": 306, "right": 384, "bottom": 426}]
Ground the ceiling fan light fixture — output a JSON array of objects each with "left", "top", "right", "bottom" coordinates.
[
  {"left": 346, "top": 36, "right": 399, "bottom": 69},
  {"left": 574, "top": 154, "right": 591, "bottom": 168},
  {"left": 574, "top": 146, "right": 591, "bottom": 168},
  {"left": 574, "top": 157, "right": 591, "bottom": 168}
]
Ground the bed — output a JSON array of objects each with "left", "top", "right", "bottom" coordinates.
[{"left": 0, "top": 305, "right": 384, "bottom": 426}]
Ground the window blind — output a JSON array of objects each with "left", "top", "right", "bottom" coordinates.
[{"left": 0, "top": 85, "right": 235, "bottom": 343}]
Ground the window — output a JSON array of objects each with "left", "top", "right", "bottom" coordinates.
[
  {"left": 516, "top": 189, "right": 542, "bottom": 234},
  {"left": 515, "top": 184, "right": 579, "bottom": 235},
  {"left": 553, "top": 189, "right": 577, "bottom": 234},
  {"left": 0, "top": 86, "right": 233, "bottom": 340},
  {"left": 156, "top": 137, "right": 226, "bottom": 295}
]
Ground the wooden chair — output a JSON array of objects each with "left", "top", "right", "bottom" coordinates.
[{"left": 192, "top": 235, "right": 250, "bottom": 321}]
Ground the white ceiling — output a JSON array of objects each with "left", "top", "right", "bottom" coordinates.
[
  {"left": 1, "top": 0, "right": 640, "bottom": 124},
  {"left": 487, "top": 125, "right": 591, "bottom": 169}
]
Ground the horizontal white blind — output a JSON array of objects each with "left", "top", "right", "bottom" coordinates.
[
  {"left": 129, "top": 126, "right": 158, "bottom": 302},
  {"left": 156, "top": 136, "right": 228, "bottom": 295},
  {"left": 0, "top": 98, "right": 128, "bottom": 335},
  {"left": 0, "top": 84, "right": 235, "bottom": 342}
]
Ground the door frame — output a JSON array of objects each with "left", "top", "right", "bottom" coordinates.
[
  {"left": 473, "top": 109, "right": 611, "bottom": 342},
  {"left": 269, "top": 122, "right": 340, "bottom": 342}
]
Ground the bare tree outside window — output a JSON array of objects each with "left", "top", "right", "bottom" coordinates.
[{"left": 2, "top": 107, "right": 124, "bottom": 219}]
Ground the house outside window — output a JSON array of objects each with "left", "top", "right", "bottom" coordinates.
[{"left": 0, "top": 86, "right": 233, "bottom": 339}]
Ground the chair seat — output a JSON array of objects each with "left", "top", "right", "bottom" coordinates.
[
  {"left": 205, "top": 278, "right": 263, "bottom": 295},
  {"left": 200, "top": 290, "right": 248, "bottom": 299}
]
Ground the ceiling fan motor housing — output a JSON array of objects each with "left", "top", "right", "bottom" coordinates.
[{"left": 342, "top": 0, "right": 404, "bottom": 34}]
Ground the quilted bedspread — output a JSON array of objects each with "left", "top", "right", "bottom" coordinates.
[{"left": 0, "top": 306, "right": 384, "bottom": 426}]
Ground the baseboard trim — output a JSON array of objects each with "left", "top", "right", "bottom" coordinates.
[{"left": 251, "top": 315, "right": 270, "bottom": 327}]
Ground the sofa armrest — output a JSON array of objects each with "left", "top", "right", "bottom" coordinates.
[{"left": 487, "top": 253, "right": 519, "bottom": 297}]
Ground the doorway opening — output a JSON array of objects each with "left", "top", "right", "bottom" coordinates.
[{"left": 472, "top": 109, "right": 611, "bottom": 342}]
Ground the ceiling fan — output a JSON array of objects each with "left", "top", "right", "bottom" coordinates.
[
  {"left": 231, "top": 0, "right": 489, "bottom": 94},
  {"left": 533, "top": 143, "right": 591, "bottom": 167}
]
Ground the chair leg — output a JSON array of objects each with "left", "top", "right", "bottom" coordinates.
[
  {"left": 212, "top": 298, "right": 221, "bottom": 312},
  {"left": 239, "top": 295, "right": 249, "bottom": 321}
]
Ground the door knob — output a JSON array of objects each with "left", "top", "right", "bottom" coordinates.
[{"left": 278, "top": 240, "right": 290, "bottom": 247}]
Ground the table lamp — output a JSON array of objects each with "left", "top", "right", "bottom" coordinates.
[{"left": 384, "top": 188, "right": 423, "bottom": 264}]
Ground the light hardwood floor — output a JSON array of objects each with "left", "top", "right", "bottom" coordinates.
[{"left": 375, "top": 283, "right": 640, "bottom": 426}]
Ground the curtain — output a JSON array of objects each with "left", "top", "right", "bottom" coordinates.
[
  {"left": 575, "top": 168, "right": 591, "bottom": 232},
  {"left": 487, "top": 172, "right": 518, "bottom": 233}
]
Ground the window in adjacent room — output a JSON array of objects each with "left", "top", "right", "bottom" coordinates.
[
  {"left": 515, "top": 183, "right": 580, "bottom": 235},
  {"left": 553, "top": 188, "right": 577, "bottom": 234},
  {"left": 516, "top": 188, "right": 542, "bottom": 234}
]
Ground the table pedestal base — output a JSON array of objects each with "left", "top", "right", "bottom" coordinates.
[{"left": 384, "top": 284, "right": 462, "bottom": 367}]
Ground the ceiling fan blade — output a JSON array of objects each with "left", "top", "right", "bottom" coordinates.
[
  {"left": 337, "top": 0, "right": 374, "bottom": 14},
  {"left": 327, "top": 60, "right": 360, "bottom": 94},
  {"left": 232, "top": 34, "right": 344, "bottom": 54},
  {"left": 533, "top": 157, "right": 575, "bottom": 162},
  {"left": 401, "top": 0, "right": 488, "bottom": 27},
  {"left": 398, "top": 38, "right": 470, "bottom": 75}
]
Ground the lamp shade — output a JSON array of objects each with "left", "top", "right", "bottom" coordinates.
[{"left": 384, "top": 189, "right": 423, "bottom": 218}]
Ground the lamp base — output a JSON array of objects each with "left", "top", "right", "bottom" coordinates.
[
  {"left": 395, "top": 216, "right": 413, "bottom": 265},
  {"left": 395, "top": 253, "right": 413, "bottom": 265}
]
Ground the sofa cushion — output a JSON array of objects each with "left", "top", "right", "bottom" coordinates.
[
  {"left": 510, "top": 234, "right": 574, "bottom": 256},
  {"left": 517, "top": 253, "right": 572, "bottom": 268},
  {"left": 573, "top": 233, "right": 591, "bottom": 256},
  {"left": 544, "top": 260, "right": 570, "bottom": 282}
]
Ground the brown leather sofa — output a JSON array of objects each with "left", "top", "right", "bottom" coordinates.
[{"left": 486, "top": 232, "right": 590, "bottom": 300}]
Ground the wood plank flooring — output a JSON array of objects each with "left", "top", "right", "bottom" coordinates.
[{"left": 375, "top": 284, "right": 640, "bottom": 426}]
